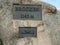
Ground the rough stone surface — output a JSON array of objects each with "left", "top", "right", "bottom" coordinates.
[{"left": 0, "top": 0, "right": 60, "bottom": 45}]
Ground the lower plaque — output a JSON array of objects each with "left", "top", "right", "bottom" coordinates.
[{"left": 19, "top": 27, "right": 37, "bottom": 38}]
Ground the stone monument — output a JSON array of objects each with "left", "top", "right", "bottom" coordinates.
[{"left": 0, "top": 0, "right": 60, "bottom": 45}]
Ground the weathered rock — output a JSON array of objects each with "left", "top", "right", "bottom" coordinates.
[{"left": 0, "top": 0, "right": 60, "bottom": 45}]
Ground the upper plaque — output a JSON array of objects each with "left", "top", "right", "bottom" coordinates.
[{"left": 13, "top": 4, "right": 42, "bottom": 20}]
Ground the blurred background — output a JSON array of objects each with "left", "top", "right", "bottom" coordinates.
[{"left": 39, "top": 0, "right": 60, "bottom": 11}]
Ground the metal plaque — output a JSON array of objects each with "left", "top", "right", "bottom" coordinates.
[
  {"left": 19, "top": 27, "right": 37, "bottom": 37},
  {"left": 13, "top": 4, "right": 42, "bottom": 20}
]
